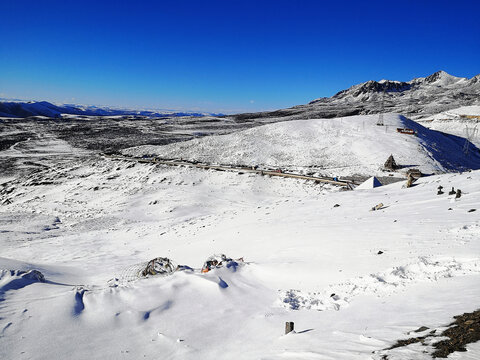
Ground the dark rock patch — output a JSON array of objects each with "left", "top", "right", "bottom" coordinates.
[{"left": 379, "top": 309, "right": 480, "bottom": 359}]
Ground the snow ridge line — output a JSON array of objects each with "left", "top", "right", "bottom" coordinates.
[{"left": 280, "top": 256, "right": 480, "bottom": 311}]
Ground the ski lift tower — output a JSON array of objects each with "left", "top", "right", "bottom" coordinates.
[
  {"left": 377, "top": 88, "right": 386, "bottom": 126},
  {"left": 409, "top": 91, "right": 415, "bottom": 115},
  {"left": 463, "top": 125, "right": 478, "bottom": 155}
]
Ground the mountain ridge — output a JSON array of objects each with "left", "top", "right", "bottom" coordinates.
[
  {"left": 227, "top": 70, "right": 480, "bottom": 122},
  {"left": 319, "top": 70, "right": 475, "bottom": 102},
  {"left": 2, "top": 71, "right": 478, "bottom": 121},
  {"left": 0, "top": 100, "right": 222, "bottom": 119}
]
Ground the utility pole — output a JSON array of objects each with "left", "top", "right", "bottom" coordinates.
[
  {"left": 377, "top": 87, "right": 386, "bottom": 126},
  {"left": 463, "top": 125, "right": 478, "bottom": 155}
]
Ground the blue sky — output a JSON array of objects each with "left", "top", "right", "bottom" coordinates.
[{"left": 1, "top": 0, "right": 479, "bottom": 113}]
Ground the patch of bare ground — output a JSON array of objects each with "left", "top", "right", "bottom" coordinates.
[{"left": 379, "top": 308, "right": 480, "bottom": 359}]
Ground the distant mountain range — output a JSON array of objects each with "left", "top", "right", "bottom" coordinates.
[
  {"left": 229, "top": 70, "right": 480, "bottom": 122},
  {"left": 0, "top": 100, "right": 222, "bottom": 118},
  {"left": 2, "top": 71, "right": 479, "bottom": 120}
]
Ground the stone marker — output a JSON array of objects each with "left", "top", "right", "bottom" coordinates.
[{"left": 285, "top": 322, "right": 294, "bottom": 334}]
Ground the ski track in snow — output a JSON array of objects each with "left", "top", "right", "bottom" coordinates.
[{"left": 280, "top": 256, "right": 480, "bottom": 311}]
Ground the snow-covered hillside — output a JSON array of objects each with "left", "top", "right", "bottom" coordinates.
[
  {"left": 124, "top": 113, "right": 480, "bottom": 177},
  {"left": 417, "top": 106, "right": 480, "bottom": 148},
  {"left": 1, "top": 154, "right": 479, "bottom": 359}
]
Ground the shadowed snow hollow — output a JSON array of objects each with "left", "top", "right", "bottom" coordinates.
[{"left": 124, "top": 114, "right": 480, "bottom": 177}]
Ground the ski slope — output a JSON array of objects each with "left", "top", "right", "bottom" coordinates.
[{"left": 124, "top": 114, "right": 480, "bottom": 177}]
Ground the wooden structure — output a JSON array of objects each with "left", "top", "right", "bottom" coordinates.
[
  {"left": 285, "top": 322, "right": 294, "bottom": 334},
  {"left": 462, "top": 115, "right": 480, "bottom": 120},
  {"left": 397, "top": 128, "right": 416, "bottom": 135}
]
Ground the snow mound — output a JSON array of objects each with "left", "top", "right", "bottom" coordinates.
[
  {"left": 0, "top": 269, "right": 45, "bottom": 299},
  {"left": 356, "top": 176, "right": 382, "bottom": 189},
  {"left": 123, "top": 114, "right": 480, "bottom": 177}
]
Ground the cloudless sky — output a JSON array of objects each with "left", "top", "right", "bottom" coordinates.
[{"left": 1, "top": 0, "right": 479, "bottom": 113}]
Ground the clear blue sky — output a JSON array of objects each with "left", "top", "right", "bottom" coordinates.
[{"left": 1, "top": 0, "right": 479, "bottom": 113}]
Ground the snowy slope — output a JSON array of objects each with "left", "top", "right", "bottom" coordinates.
[
  {"left": 448, "top": 105, "right": 480, "bottom": 116},
  {"left": 417, "top": 106, "right": 480, "bottom": 148},
  {"left": 123, "top": 113, "right": 480, "bottom": 177},
  {"left": 1, "top": 154, "right": 480, "bottom": 359}
]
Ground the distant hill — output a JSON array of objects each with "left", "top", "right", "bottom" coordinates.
[
  {"left": 123, "top": 113, "right": 480, "bottom": 177},
  {"left": 0, "top": 100, "right": 221, "bottom": 118}
]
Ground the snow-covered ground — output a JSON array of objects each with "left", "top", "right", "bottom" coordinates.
[
  {"left": 1, "top": 146, "right": 479, "bottom": 359},
  {"left": 417, "top": 106, "right": 480, "bottom": 148},
  {"left": 123, "top": 114, "right": 480, "bottom": 177}
]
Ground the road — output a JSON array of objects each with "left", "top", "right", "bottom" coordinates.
[{"left": 104, "top": 154, "right": 356, "bottom": 188}]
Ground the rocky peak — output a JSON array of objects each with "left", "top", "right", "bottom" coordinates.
[
  {"left": 423, "top": 70, "right": 464, "bottom": 85},
  {"left": 333, "top": 79, "right": 411, "bottom": 98},
  {"left": 469, "top": 74, "right": 480, "bottom": 84}
]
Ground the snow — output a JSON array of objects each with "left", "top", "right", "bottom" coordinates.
[
  {"left": 417, "top": 106, "right": 480, "bottom": 148},
  {"left": 378, "top": 79, "right": 402, "bottom": 84},
  {"left": 123, "top": 113, "right": 480, "bottom": 177},
  {"left": 418, "top": 106, "right": 480, "bottom": 121},
  {"left": 1, "top": 107, "right": 480, "bottom": 358},
  {"left": 448, "top": 106, "right": 480, "bottom": 116},
  {"left": 356, "top": 176, "right": 382, "bottom": 189},
  {"left": 1, "top": 144, "right": 480, "bottom": 359}
]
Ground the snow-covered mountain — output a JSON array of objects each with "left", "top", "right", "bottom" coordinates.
[
  {"left": 228, "top": 71, "right": 480, "bottom": 122},
  {"left": 0, "top": 100, "right": 220, "bottom": 118},
  {"left": 327, "top": 71, "right": 478, "bottom": 117}
]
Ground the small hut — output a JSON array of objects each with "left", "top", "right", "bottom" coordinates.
[{"left": 384, "top": 154, "right": 398, "bottom": 170}]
